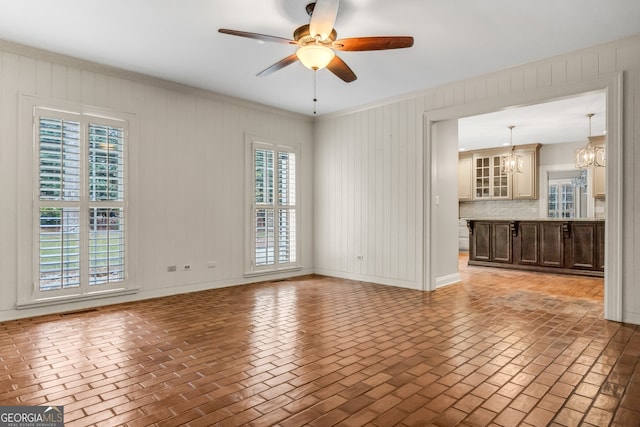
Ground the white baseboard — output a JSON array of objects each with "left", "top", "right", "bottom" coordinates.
[
  {"left": 312, "top": 268, "right": 422, "bottom": 291},
  {"left": 436, "top": 273, "right": 461, "bottom": 289},
  {"left": 0, "top": 268, "right": 315, "bottom": 322},
  {"left": 622, "top": 311, "right": 640, "bottom": 325}
]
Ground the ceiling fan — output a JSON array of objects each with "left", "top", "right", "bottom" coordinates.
[{"left": 218, "top": 0, "right": 414, "bottom": 83}]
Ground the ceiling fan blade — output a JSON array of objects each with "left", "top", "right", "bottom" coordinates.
[
  {"left": 327, "top": 55, "right": 356, "bottom": 83},
  {"left": 218, "top": 29, "right": 296, "bottom": 45},
  {"left": 257, "top": 54, "right": 299, "bottom": 77},
  {"left": 334, "top": 36, "right": 414, "bottom": 51},
  {"left": 309, "top": 0, "right": 340, "bottom": 41}
]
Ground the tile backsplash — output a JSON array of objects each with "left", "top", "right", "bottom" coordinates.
[
  {"left": 459, "top": 200, "right": 539, "bottom": 219},
  {"left": 460, "top": 199, "right": 606, "bottom": 219}
]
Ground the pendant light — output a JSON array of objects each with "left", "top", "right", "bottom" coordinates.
[
  {"left": 500, "top": 125, "right": 523, "bottom": 174},
  {"left": 575, "top": 113, "right": 606, "bottom": 168}
]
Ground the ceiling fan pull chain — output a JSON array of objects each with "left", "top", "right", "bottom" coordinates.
[{"left": 313, "top": 69, "right": 318, "bottom": 115}]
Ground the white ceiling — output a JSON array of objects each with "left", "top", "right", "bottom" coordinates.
[
  {"left": 458, "top": 91, "right": 607, "bottom": 151},
  {"left": 0, "top": 0, "right": 638, "bottom": 119}
]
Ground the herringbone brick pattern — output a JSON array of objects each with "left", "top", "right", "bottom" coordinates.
[{"left": 1, "top": 255, "right": 639, "bottom": 426}]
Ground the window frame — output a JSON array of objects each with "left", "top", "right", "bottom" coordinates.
[
  {"left": 29, "top": 106, "right": 131, "bottom": 303},
  {"left": 245, "top": 135, "right": 301, "bottom": 276},
  {"left": 548, "top": 179, "right": 579, "bottom": 219}
]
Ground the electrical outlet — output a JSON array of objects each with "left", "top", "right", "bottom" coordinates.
[
  {"left": 207, "top": 261, "right": 217, "bottom": 268},
  {"left": 183, "top": 264, "right": 191, "bottom": 271},
  {"left": 167, "top": 265, "right": 177, "bottom": 272}
]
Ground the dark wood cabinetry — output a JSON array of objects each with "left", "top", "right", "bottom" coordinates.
[
  {"left": 470, "top": 221, "right": 512, "bottom": 263},
  {"left": 539, "top": 222, "right": 564, "bottom": 268},
  {"left": 467, "top": 219, "right": 604, "bottom": 277}
]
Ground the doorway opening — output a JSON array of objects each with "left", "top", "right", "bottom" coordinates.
[
  {"left": 424, "top": 75, "right": 622, "bottom": 322},
  {"left": 457, "top": 91, "right": 606, "bottom": 252}
]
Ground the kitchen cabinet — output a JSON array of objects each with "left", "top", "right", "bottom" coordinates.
[
  {"left": 566, "top": 221, "right": 605, "bottom": 270},
  {"left": 474, "top": 154, "right": 510, "bottom": 199},
  {"left": 590, "top": 135, "right": 606, "bottom": 199},
  {"left": 469, "top": 220, "right": 512, "bottom": 263},
  {"left": 512, "top": 145, "right": 540, "bottom": 199},
  {"left": 466, "top": 219, "right": 604, "bottom": 277},
  {"left": 459, "top": 143, "right": 540, "bottom": 201},
  {"left": 458, "top": 154, "right": 473, "bottom": 201}
]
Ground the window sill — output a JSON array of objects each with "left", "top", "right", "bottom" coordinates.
[
  {"left": 244, "top": 266, "right": 303, "bottom": 279},
  {"left": 17, "top": 287, "right": 139, "bottom": 310}
]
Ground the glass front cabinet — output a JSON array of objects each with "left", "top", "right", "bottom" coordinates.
[
  {"left": 474, "top": 155, "right": 510, "bottom": 199},
  {"left": 459, "top": 143, "right": 541, "bottom": 201}
]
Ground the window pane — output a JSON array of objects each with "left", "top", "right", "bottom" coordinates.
[
  {"left": 278, "top": 209, "right": 296, "bottom": 263},
  {"left": 39, "top": 208, "right": 81, "bottom": 290},
  {"left": 89, "top": 124, "right": 125, "bottom": 201},
  {"left": 278, "top": 152, "right": 296, "bottom": 206},
  {"left": 561, "top": 184, "right": 575, "bottom": 218},
  {"left": 89, "top": 208, "right": 125, "bottom": 285},
  {"left": 255, "top": 149, "right": 274, "bottom": 205},
  {"left": 548, "top": 185, "right": 558, "bottom": 217},
  {"left": 255, "top": 209, "right": 275, "bottom": 266},
  {"left": 39, "top": 117, "right": 80, "bottom": 201}
]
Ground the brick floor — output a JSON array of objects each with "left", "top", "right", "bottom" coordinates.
[{"left": 1, "top": 254, "right": 639, "bottom": 426}]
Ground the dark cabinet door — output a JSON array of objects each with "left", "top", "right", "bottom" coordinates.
[
  {"left": 569, "top": 222, "right": 597, "bottom": 269},
  {"left": 596, "top": 222, "right": 605, "bottom": 270},
  {"left": 471, "top": 222, "right": 491, "bottom": 261},
  {"left": 492, "top": 222, "right": 512, "bottom": 263},
  {"left": 540, "top": 222, "right": 564, "bottom": 267},
  {"left": 518, "top": 222, "right": 539, "bottom": 265}
]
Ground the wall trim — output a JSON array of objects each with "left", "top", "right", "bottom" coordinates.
[
  {"left": 423, "top": 114, "right": 437, "bottom": 291},
  {"left": 313, "top": 268, "right": 422, "bottom": 291},
  {"left": 436, "top": 273, "right": 461, "bottom": 289},
  {"left": 623, "top": 312, "right": 640, "bottom": 326},
  {"left": 1, "top": 268, "right": 315, "bottom": 322}
]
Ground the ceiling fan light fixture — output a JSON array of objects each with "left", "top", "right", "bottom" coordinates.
[{"left": 296, "top": 44, "right": 335, "bottom": 70}]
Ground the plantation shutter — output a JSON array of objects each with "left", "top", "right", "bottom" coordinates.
[
  {"left": 38, "top": 116, "right": 82, "bottom": 290},
  {"left": 252, "top": 142, "right": 297, "bottom": 270},
  {"left": 35, "top": 108, "right": 127, "bottom": 296},
  {"left": 88, "top": 123, "right": 125, "bottom": 285}
]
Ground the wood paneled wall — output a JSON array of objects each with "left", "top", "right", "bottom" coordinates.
[
  {"left": 314, "top": 34, "right": 640, "bottom": 324},
  {"left": 314, "top": 102, "right": 424, "bottom": 288},
  {"left": 0, "top": 41, "right": 314, "bottom": 320},
  {"left": 1, "top": 34, "right": 640, "bottom": 324}
]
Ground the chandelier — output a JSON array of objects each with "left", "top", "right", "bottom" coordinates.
[
  {"left": 500, "top": 125, "right": 523, "bottom": 174},
  {"left": 575, "top": 113, "right": 606, "bottom": 168}
]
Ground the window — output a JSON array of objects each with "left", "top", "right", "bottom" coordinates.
[
  {"left": 248, "top": 139, "right": 299, "bottom": 273},
  {"left": 34, "top": 108, "right": 127, "bottom": 299},
  {"left": 548, "top": 182, "right": 577, "bottom": 218}
]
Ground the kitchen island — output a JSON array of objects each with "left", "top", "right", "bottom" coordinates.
[{"left": 465, "top": 218, "right": 604, "bottom": 277}]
